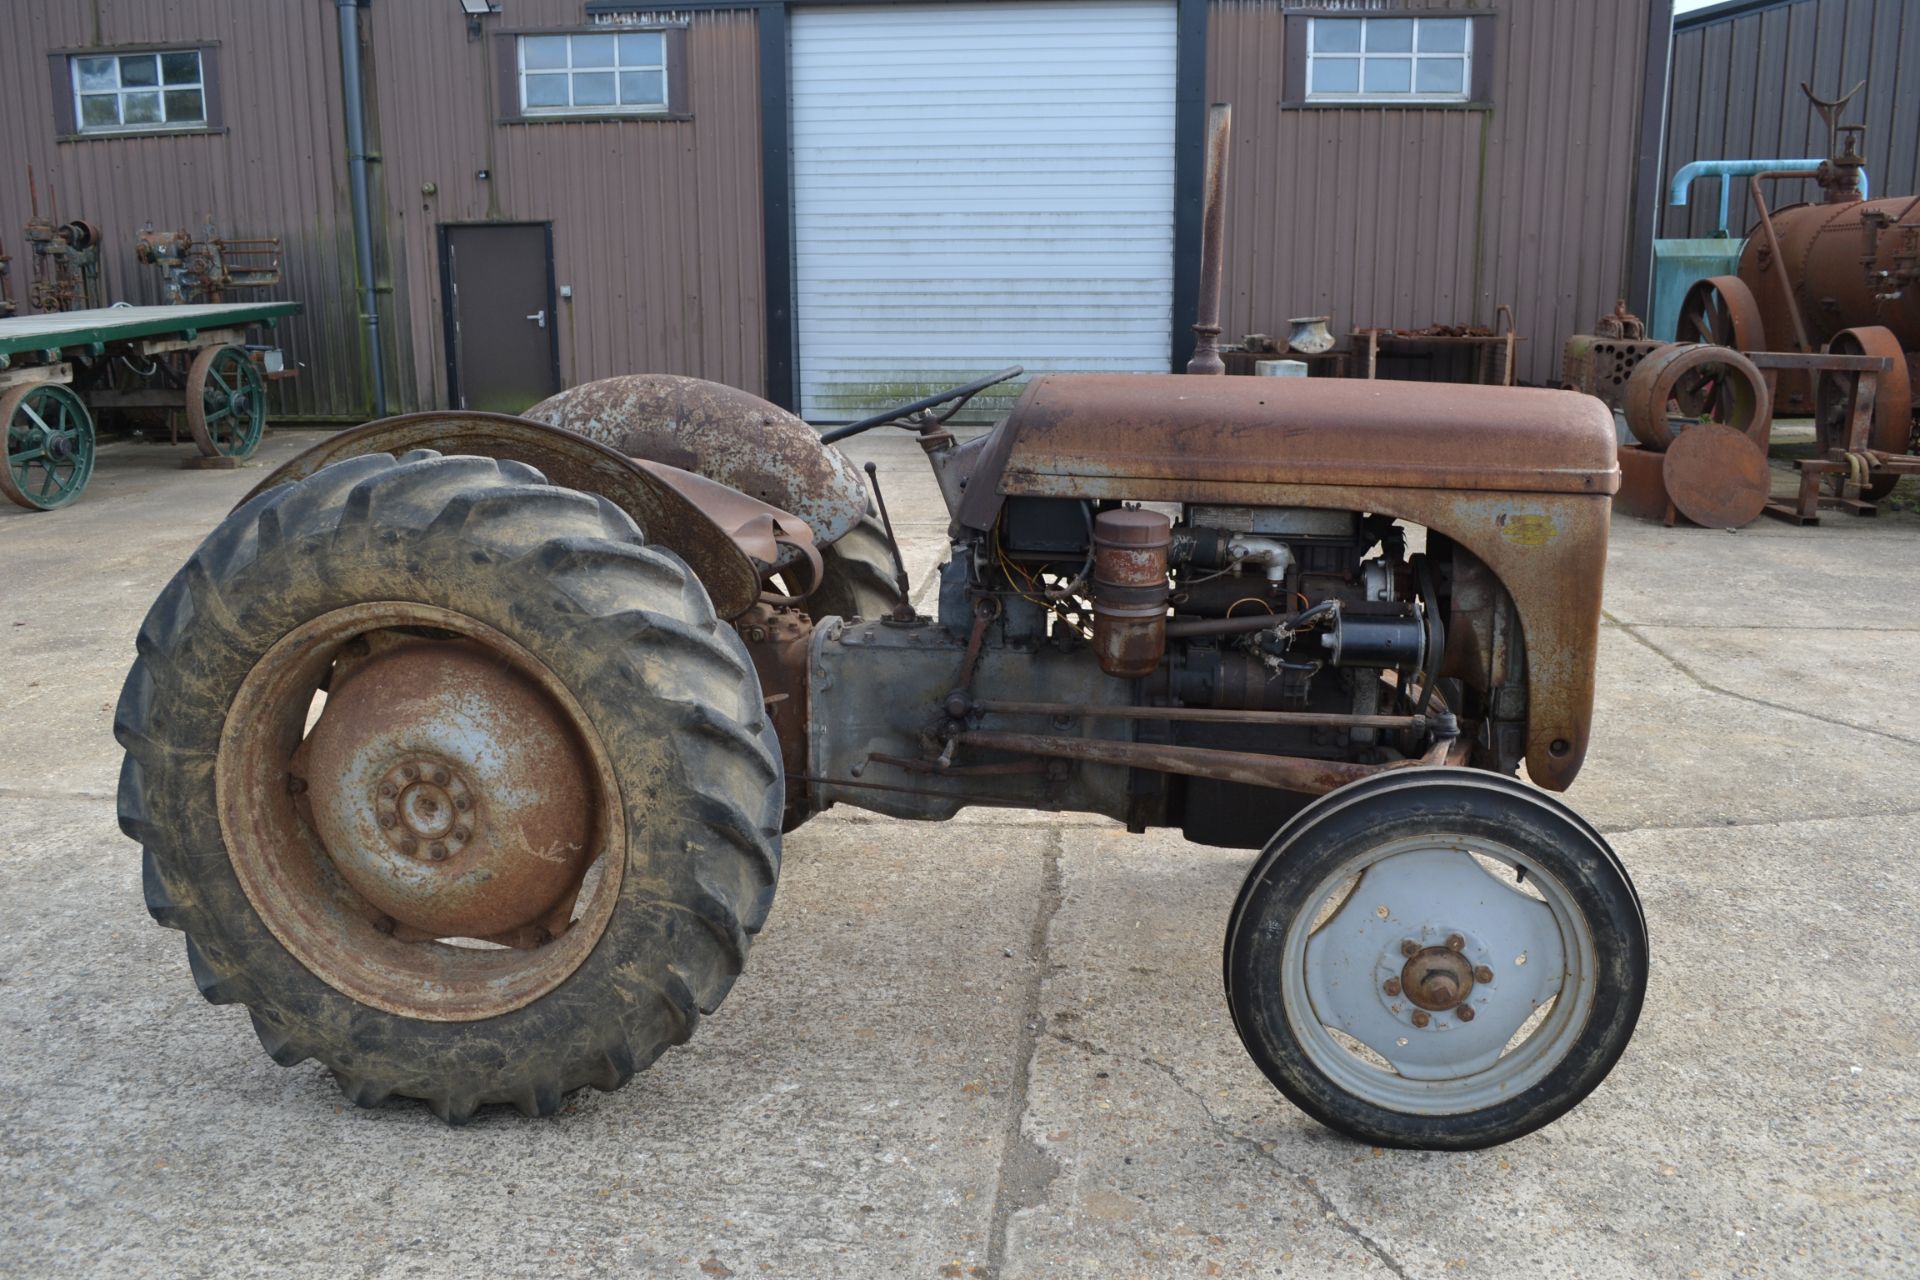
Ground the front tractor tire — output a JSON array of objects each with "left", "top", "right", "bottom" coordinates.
[{"left": 116, "top": 451, "right": 783, "bottom": 1121}]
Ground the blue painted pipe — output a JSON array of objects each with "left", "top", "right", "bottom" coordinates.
[{"left": 1669, "top": 159, "right": 1869, "bottom": 236}]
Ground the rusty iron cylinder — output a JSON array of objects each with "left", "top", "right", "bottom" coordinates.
[{"left": 1091, "top": 508, "right": 1171, "bottom": 679}]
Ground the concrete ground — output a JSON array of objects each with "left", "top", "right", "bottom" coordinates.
[{"left": 2, "top": 426, "right": 1916, "bottom": 1279}]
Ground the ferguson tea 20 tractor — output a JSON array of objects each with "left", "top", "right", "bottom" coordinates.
[{"left": 117, "top": 368, "right": 1646, "bottom": 1149}]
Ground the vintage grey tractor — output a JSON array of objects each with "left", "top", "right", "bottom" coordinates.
[{"left": 116, "top": 367, "right": 1646, "bottom": 1149}]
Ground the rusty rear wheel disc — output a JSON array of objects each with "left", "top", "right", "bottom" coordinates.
[{"left": 217, "top": 601, "right": 625, "bottom": 1021}]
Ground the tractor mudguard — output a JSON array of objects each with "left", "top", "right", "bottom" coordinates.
[
  {"left": 239, "top": 411, "right": 764, "bottom": 620},
  {"left": 524, "top": 375, "right": 870, "bottom": 551}
]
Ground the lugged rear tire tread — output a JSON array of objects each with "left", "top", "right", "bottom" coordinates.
[{"left": 116, "top": 450, "right": 783, "bottom": 1121}]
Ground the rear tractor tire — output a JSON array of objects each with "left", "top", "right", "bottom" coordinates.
[
  {"left": 806, "top": 512, "right": 906, "bottom": 621},
  {"left": 116, "top": 451, "right": 783, "bottom": 1120}
]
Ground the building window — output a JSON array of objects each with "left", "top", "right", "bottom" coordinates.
[
  {"left": 70, "top": 49, "right": 207, "bottom": 132},
  {"left": 1306, "top": 16, "right": 1472, "bottom": 104},
  {"left": 518, "top": 31, "right": 668, "bottom": 115}
]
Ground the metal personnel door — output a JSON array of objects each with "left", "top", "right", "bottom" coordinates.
[
  {"left": 439, "top": 223, "right": 560, "bottom": 413},
  {"left": 790, "top": 0, "right": 1178, "bottom": 422}
]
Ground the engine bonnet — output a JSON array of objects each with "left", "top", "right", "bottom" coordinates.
[{"left": 957, "top": 373, "right": 1619, "bottom": 531}]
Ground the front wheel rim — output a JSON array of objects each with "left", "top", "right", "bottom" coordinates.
[
  {"left": 216, "top": 601, "right": 627, "bottom": 1021},
  {"left": 1281, "top": 834, "right": 1596, "bottom": 1116}
]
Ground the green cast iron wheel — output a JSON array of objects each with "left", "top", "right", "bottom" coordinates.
[
  {"left": 1, "top": 382, "right": 97, "bottom": 511},
  {"left": 186, "top": 344, "right": 266, "bottom": 458}
]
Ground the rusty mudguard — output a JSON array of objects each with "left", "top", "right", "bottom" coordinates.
[
  {"left": 240, "top": 412, "right": 765, "bottom": 620},
  {"left": 956, "top": 373, "right": 1621, "bottom": 791}
]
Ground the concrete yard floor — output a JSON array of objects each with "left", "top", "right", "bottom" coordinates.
[{"left": 2, "top": 428, "right": 1917, "bottom": 1279}]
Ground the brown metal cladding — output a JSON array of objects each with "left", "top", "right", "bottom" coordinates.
[
  {"left": 367, "top": 1, "right": 765, "bottom": 408},
  {"left": 1664, "top": 0, "right": 1919, "bottom": 239},
  {"left": 0, "top": 0, "right": 365, "bottom": 420},
  {"left": 0, "top": 1, "right": 765, "bottom": 419},
  {"left": 1205, "top": 0, "right": 1653, "bottom": 387}
]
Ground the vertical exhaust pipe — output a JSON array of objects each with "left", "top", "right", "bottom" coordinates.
[
  {"left": 1186, "top": 102, "right": 1231, "bottom": 376},
  {"left": 337, "top": 0, "right": 388, "bottom": 416}
]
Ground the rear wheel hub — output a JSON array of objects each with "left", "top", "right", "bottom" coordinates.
[{"left": 300, "top": 639, "right": 594, "bottom": 941}]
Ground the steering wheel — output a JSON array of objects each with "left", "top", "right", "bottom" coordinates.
[{"left": 818, "top": 366, "right": 1024, "bottom": 444}]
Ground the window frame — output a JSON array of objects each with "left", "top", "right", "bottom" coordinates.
[
  {"left": 49, "top": 42, "right": 223, "bottom": 141},
  {"left": 494, "top": 24, "right": 691, "bottom": 125},
  {"left": 1280, "top": 10, "right": 1495, "bottom": 111},
  {"left": 1304, "top": 14, "right": 1474, "bottom": 106}
]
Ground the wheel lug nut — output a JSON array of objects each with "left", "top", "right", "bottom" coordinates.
[
  {"left": 1401, "top": 939, "right": 1419, "bottom": 957},
  {"left": 454, "top": 827, "right": 470, "bottom": 842},
  {"left": 379, "top": 813, "right": 396, "bottom": 828},
  {"left": 455, "top": 796, "right": 471, "bottom": 812},
  {"left": 1446, "top": 934, "right": 1465, "bottom": 951},
  {"left": 1474, "top": 965, "right": 1494, "bottom": 984},
  {"left": 429, "top": 843, "right": 448, "bottom": 861},
  {"left": 1383, "top": 978, "right": 1402, "bottom": 997},
  {"left": 402, "top": 765, "right": 419, "bottom": 781},
  {"left": 400, "top": 836, "right": 418, "bottom": 855},
  {"left": 1456, "top": 1005, "right": 1475, "bottom": 1022},
  {"left": 432, "top": 769, "right": 449, "bottom": 786},
  {"left": 379, "top": 782, "right": 396, "bottom": 798},
  {"left": 1411, "top": 1010, "right": 1431, "bottom": 1028}
]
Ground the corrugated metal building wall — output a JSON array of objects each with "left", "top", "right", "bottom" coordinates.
[
  {"left": 366, "top": 1, "right": 766, "bottom": 408},
  {"left": 0, "top": 0, "right": 364, "bottom": 419},
  {"left": 2, "top": 0, "right": 1667, "bottom": 414},
  {"left": 1663, "top": 0, "right": 1919, "bottom": 239},
  {"left": 0, "top": 0, "right": 765, "bottom": 418},
  {"left": 1207, "top": 0, "right": 1656, "bottom": 387}
]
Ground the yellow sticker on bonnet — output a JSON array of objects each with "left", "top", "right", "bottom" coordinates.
[{"left": 1499, "top": 513, "right": 1558, "bottom": 546}]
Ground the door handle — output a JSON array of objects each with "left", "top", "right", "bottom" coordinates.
[{"left": 526, "top": 309, "right": 547, "bottom": 329}]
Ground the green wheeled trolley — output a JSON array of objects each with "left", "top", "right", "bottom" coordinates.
[{"left": 0, "top": 300, "right": 300, "bottom": 510}]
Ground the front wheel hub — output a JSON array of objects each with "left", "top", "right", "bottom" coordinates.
[
  {"left": 300, "top": 638, "right": 594, "bottom": 940},
  {"left": 1400, "top": 945, "right": 1475, "bottom": 1011}
]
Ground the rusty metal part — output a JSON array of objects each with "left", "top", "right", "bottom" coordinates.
[
  {"left": 1816, "top": 327, "right": 1911, "bottom": 458},
  {"left": 1560, "top": 333, "right": 1666, "bottom": 412},
  {"left": 1401, "top": 946, "right": 1476, "bottom": 1011},
  {"left": 1612, "top": 444, "right": 1676, "bottom": 525},
  {"left": 1593, "top": 300, "right": 1646, "bottom": 341},
  {"left": 300, "top": 638, "right": 595, "bottom": 941},
  {"left": 1622, "top": 343, "right": 1770, "bottom": 451},
  {"left": 861, "top": 461, "right": 918, "bottom": 623},
  {"left": 1749, "top": 171, "right": 1822, "bottom": 361},
  {"left": 1091, "top": 508, "right": 1170, "bottom": 678},
  {"left": 135, "top": 216, "right": 282, "bottom": 304},
  {"left": 217, "top": 602, "right": 624, "bottom": 1021},
  {"left": 630, "top": 456, "right": 822, "bottom": 581},
  {"left": 956, "top": 729, "right": 1417, "bottom": 797},
  {"left": 523, "top": 374, "right": 869, "bottom": 550},
  {"left": 1410, "top": 1010, "right": 1432, "bottom": 1029},
  {"left": 963, "top": 374, "right": 1620, "bottom": 516},
  {"left": 737, "top": 603, "right": 816, "bottom": 831},
  {"left": 1187, "top": 102, "right": 1232, "bottom": 376},
  {"left": 970, "top": 699, "right": 1429, "bottom": 731},
  {"left": 954, "top": 373, "right": 1618, "bottom": 792},
  {"left": 1661, "top": 422, "right": 1772, "bottom": 529},
  {"left": 1675, "top": 276, "right": 1764, "bottom": 352},
  {"left": 238, "top": 411, "right": 763, "bottom": 621}
]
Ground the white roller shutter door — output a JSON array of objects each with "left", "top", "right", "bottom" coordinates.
[{"left": 790, "top": 0, "right": 1177, "bottom": 421}]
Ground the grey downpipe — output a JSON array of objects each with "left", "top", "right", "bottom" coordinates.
[{"left": 337, "top": 0, "right": 388, "bottom": 416}]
